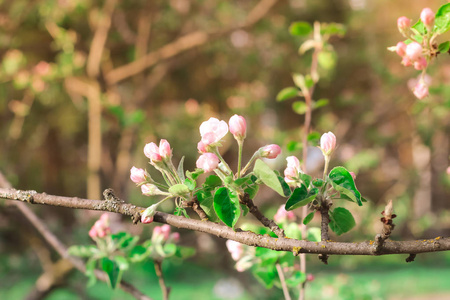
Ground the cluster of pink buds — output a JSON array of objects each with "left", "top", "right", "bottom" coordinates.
[
  {"left": 89, "top": 213, "right": 111, "bottom": 239},
  {"left": 144, "top": 139, "right": 172, "bottom": 164},
  {"left": 274, "top": 204, "right": 296, "bottom": 223},
  {"left": 153, "top": 224, "right": 180, "bottom": 243},
  {"left": 391, "top": 8, "right": 437, "bottom": 99}
]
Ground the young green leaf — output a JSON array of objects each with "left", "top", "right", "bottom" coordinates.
[
  {"left": 253, "top": 160, "right": 285, "bottom": 196},
  {"left": 244, "top": 184, "right": 259, "bottom": 199},
  {"left": 438, "top": 41, "right": 450, "bottom": 53},
  {"left": 168, "top": 184, "right": 190, "bottom": 196},
  {"left": 240, "top": 203, "right": 249, "bottom": 216},
  {"left": 435, "top": 3, "right": 450, "bottom": 34},
  {"left": 289, "top": 21, "right": 312, "bottom": 36},
  {"left": 177, "top": 156, "right": 186, "bottom": 181},
  {"left": 276, "top": 87, "right": 299, "bottom": 102},
  {"left": 277, "top": 176, "right": 292, "bottom": 197},
  {"left": 111, "top": 232, "right": 139, "bottom": 251},
  {"left": 303, "top": 211, "right": 315, "bottom": 225},
  {"left": 213, "top": 187, "right": 241, "bottom": 228},
  {"left": 329, "top": 207, "right": 356, "bottom": 235},
  {"left": 67, "top": 245, "right": 98, "bottom": 257},
  {"left": 196, "top": 190, "right": 218, "bottom": 221},
  {"left": 101, "top": 257, "right": 121, "bottom": 289},
  {"left": 184, "top": 178, "right": 196, "bottom": 190},
  {"left": 174, "top": 207, "right": 190, "bottom": 218},
  {"left": 114, "top": 256, "right": 129, "bottom": 271},
  {"left": 292, "top": 101, "right": 307, "bottom": 115},
  {"left": 285, "top": 185, "right": 318, "bottom": 211},
  {"left": 204, "top": 175, "right": 222, "bottom": 189},
  {"left": 85, "top": 258, "right": 98, "bottom": 286},
  {"left": 128, "top": 245, "right": 148, "bottom": 262},
  {"left": 175, "top": 246, "right": 196, "bottom": 259},
  {"left": 312, "top": 178, "right": 324, "bottom": 187},
  {"left": 253, "top": 265, "right": 277, "bottom": 288},
  {"left": 285, "top": 271, "right": 306, "bottom": 287},
  {"left": 328, "top": 166, "right": 362, "bottom": 206},
  {"left": 286, "top": 140, "right": 302, "bottom": 152}
]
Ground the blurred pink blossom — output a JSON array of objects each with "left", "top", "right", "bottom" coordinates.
[
  {"left": 196, "top": 153, "right": 219, "bottom": 172},
  {"left": 200, "top": 117, "right": 228, "bottom": 145}
]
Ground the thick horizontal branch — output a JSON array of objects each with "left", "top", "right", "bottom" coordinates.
[{"left": 1, "top": 188, "right": 449, "bottom": 256}]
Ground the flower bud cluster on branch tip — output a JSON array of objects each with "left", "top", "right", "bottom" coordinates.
[
  {"left": 196, "top": 153, "right": 219, "bottom": 173},
  {"left": 284, "top": 156, "right": 302, "bottom": 184},
  {"left": 274, "top": 204, "right": 296, "bottom": 223},
  {"left": 89, "top": 213, "right": 111, "bottom": 239},
  {"left": 130, "top": 166, "right": 147, "bottom": 184},
  {"left": 259, "top": 144, "right": 282, "bottom": 159},
  {"left": 229, "top": 114, "right": 247, "bottom": 141},
  {"left": 200, "top": 117, "right": 228, "bottom": 146},
  {"left": 320, "top": 131, "right": 336, "bottom": 156}
]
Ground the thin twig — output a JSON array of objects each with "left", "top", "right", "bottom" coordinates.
[
  {"left": 183, "top": 196, "right": 208, "bottom": 221},
  {"left": 154, "top": 260, "right": 171, "bottom": 300},
  {"left": 1, "top": 187, "right": 449, "bottom": 256},
  {"left": 239, "top": 193, "right": 285, "bottom": 238},
  {"left": 276, "top": 263, "right": 292, "bottom": 300},
  {"left": 373, "top": 200, "right": 396, "bottom": 254}
]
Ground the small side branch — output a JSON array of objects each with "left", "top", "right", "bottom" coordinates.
[
  {"left": 182, "top": 196, "right": 208, "bottom": 220},
  {"left": 240, "top": 193, "right": 285, "bottom": 238},
  {"left": 318, "top": 199, "right": 331, "bottom": 264},
  {"left": 373, "top": 200, "right": 396, "bottom": 255},
  {"left": 154, "top": 260, "right": 171, "bottom": 300}
]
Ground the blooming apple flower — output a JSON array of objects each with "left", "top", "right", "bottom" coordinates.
[
  {"left": 259, "top": 144, "right": 281, "bottom": 159},
  {"left": 320, "top": 132, "right": 336, "bottom": 156},
  {"left": 226, "top": 240, "right": 244, "bottom": 261},
  {"left": 413, "top": 81, "right": 429, "bottom": 99},
  {"left": 274, "top": 205, "right": 296, "bottom": 223},
  {"left": 229, "top": 114, "right": 247, "bottom": 141},
  {"left": 284, "top": 156, "right": 302, "bottom": 183},
  {"left": 420, "top": 8, "right": 434, "bottom": 28},
  {"left": 414, "top": 56, "right": 427, "bottom": 70},
  {"left": 130, "top": 166, "right": 147, "bottom": 184},
  {"left": 405, "top": 42, "right": 423, "bottom": 62},
  {"left": 397, "top": 16, "right": 411, "bottom": 31},
  {"left": 199, "top": 117, "right": 228, "bottom": 145},
  {"left": 396, "top": 42, "right": 406, "bottom": 57},
  {"left": 196, "top": 153, "right": 219, "bottom": 172}
]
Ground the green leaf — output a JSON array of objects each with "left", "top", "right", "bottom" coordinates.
[
  {"left": 307, "top": 227, "right": 321, "bottom": 242},
  {"left": 184, "top": 178, "right": 196, "bottom": 190},
  {"left": 412, "top": 20, "right": 426, "bottom": 35},
  {"left": 438, "top": 41, "right": 450, "bottom": 53},
  {"left": 307, "top": 131, "right": 321, "bottom": 144},
  {"left": 114, "top": 256, "right": 129, "bottom": 271},
  {"left": 177, "top": 156, "right": 186, "bottom": 181},
  {"left": 276, "top": 87, "right": 299, "bottom": 102},
  {"left": 163, "top": 243, "right": 177, "bottom": 257},
  {"left": 204, "top": 175, "right": 222, "bottom": 189},
  {"left": 313, "top": 98, "right": 329, "bottom": 109},
  {"left": 298, "top": 173, "right": 312, "bottom": 188},
  {"left": 318, "top": 50, "right": 337, "bottom": 70},
  {"left": 85, "top": 258, "right": 98, "bottom": 286},
  {"left": 213, "top": 187, "right": 240, "bottom": 228},
  {"left": 175, "top": 246, "right": 196, "bottom": 259},
  {"left": 128, "top": 245, "right": 148, "bottom": 262},
  {"left": 255, "top": 247, "right": 280, "bottom": 266},
  {"left": 234, "top": 177, "right": 250, "bottom": 187},
  {"left": 277, "top": 176, "right": 292, "bottom": 197},
  {"left": 312, "top": 178, "right": 324, "bottom": 187},
  {"left": 174, "top": 207, "right": 189, "bottom": 218},
  {"left": 253, "top": 265, "right": 277, "bottom": 288},
  {"left": 320, "top": 23, "right": 346, "bottom": 36},
  {"left": 253, "top": 160, "right": 285, "bottom": 196},
  {"left": 111, "top": 232, "right": 139, "bottom": 251},
  {"left": 303, "top": 211, "right": 315, "bottom": 225},
  {"left": 328, "top": 166, "right": 362, "bottom": 206},
  {"left": 329, "top": 207, "right": 356, "bottom": 235},
  {"left": 435, "top": 3, "right": 450, "bottom": 34},
  {"left": 292, "top": 73, "right": 306, "bottom": 90},
  {"left": 196, "top": 190, "right": 218, "bottom": 221},
  {"left": 168, "top": 184, "right": 190, "bottom": 196},
  {"left": 284, "top": 222, "right": 302, "bottom": 240},
  {"left": 67, "top": 245, "right": 98, "bottom": 257},
  {"left": 292, "top": 101, "right": 307, "bottom": 115},
  {"left": 289, "top": 21, "right": 312, "bottom": 36},
  {"left": 101, "top": 257, "right": 121, "bottom": 289},
  {"left": 286, "top": 141, "right": 302, "bottom": 152},
  {"left": 125, "top": 110, "right": 145, "bottom": 127},
  {"left": 108, "top": 106, "right": 125, "bottom": 127},
  {"left": 186, "top": 169, "right": 203, "bottom": 180},
  {"left": 285, "top": 185, "right": 318, "bottom": 210},
  {"left": 285, "top": 271, "right": 306, "bottom": 287},
  {"left": 240, "top": 203, "right": 249, "bottom": 216}
]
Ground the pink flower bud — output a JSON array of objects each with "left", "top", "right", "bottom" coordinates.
[
  {"left": 159, "top": 139, "right": 172, "bottom": 159},
  {"left": 229, "top": 114, "right": 247, "bottom": 140},
  {"left": 414, "top": 56, "right": 427, "bottom": 70},
  {"left": 413, "top": 81, "right": 429, "bottom": 99},
  {"left": 397, "top": 16, "right": 411, "bottom": 31},
  {"left": 130, "top": 166, "right": 147, "bottom": 184},
  {"left": 197, "top": 141, "right": 208, "bottom": 153},
  {"left": 144, "top": 142, "right": 162, "bottom": 162},
  {"left": 401, "top": 56, "right": 412, "bottom": 67},
  {"left": 259, "top": 144, "right": 281, "bottom": 159},
  {"left": 420, "top": 8, "right": 434, "bottom": 28},
  {"left": 199, "top": 117, "right": 228, "bottom": 146},
  {"left": 396, "top": 42, "right": 406, "bottom": 57},
  {"left": 89, "top": 214, "right": 111, "bottom": 239},
  {"left": 226, "top": 240, "right": 244, "bottom": 261},
  {"left": 307, "top": 274, "right": 315, "bottom": 282},
  {"left": 153, "top": 226, "right": 162, "bottom": 236},
  {"left": 34, "top": 61, "right": 51, "bottom": 76},
  {"left": 161, "top": 224, "right": 171, "bottom": 240},
  {"left": 196, "top": 153, "right": 219, "bottom": 172},
  {"left": 405, "top": 42, "right": 423, "bottom": 62},
  {"left": 286, "top": 156, "right": 301, "bottom": 170},
  {"left": 89, "top": 227, "right": 98, "bottom": 238},
  {"left": 170, "top": 232, "right": 180, "bottom": 243},
  {"left": 349, "top": 172, "right": 356, "bottom": 181},
  {"left": 274, "top": 205, "right": 296, "bottom": 223},
  {"left": 320, "top": 132, "right": 336, "bottom": 156},
  {"left": 141, "top": 204, "right": 157, "bottom": 224}
]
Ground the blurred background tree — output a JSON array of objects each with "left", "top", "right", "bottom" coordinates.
[{"left": 1, "top": 0, "right": 449, "bottom": 299}]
